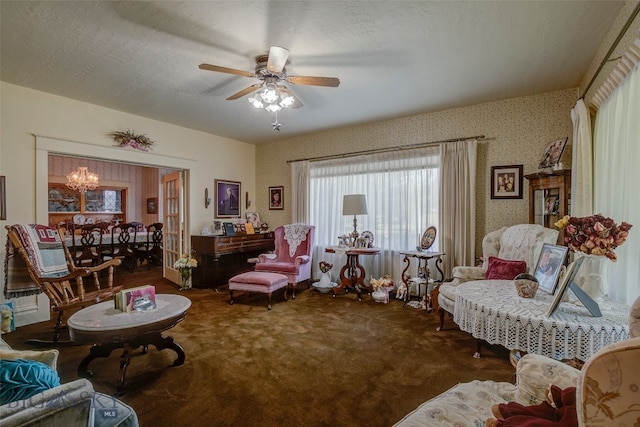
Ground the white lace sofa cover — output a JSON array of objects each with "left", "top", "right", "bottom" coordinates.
[
  {"left": 395, "top": 337, "right": 640, "bottom": 426},
  {"left": 437, "top": 224, "right": 559, "bottom": 329}
]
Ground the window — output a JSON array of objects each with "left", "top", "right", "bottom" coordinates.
[{"left": 309, "top": 147, "right": 440, "bottom": 280}]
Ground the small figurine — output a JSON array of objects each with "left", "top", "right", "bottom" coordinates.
[{"left": 396, "top": 281, "right": 408, "bottom": 300}]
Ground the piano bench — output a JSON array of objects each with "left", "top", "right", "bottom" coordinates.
[{"left": 228, "top": 272, "right": 289, "bottom": 310}]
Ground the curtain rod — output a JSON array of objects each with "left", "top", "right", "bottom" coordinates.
[
  {"left": 581, "top": 1, "right": 640, "bottom": 99},
  {"left": 286, "top": 134, "right": 486, "bottom": 164}
]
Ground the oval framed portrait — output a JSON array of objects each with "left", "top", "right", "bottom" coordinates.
[{"left": 420, "top": 226, "right": 437, "bottom": 250}]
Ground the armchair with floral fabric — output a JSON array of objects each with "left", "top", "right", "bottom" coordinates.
[{"left": 436, "top": 224, "right": 559, "bottom": 331}]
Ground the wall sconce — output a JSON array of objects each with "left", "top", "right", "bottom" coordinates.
[{"left": 205, "top": 188, "right": 211, "bottom": 208}]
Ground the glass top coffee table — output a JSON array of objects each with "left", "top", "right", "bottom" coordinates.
[{"left": 68, "top": 294, "right": 191, "bottom": 395}]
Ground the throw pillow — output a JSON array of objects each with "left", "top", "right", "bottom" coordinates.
[
  {"left": 0, "top": 359, "right": 61, "bottom": 405},
  {"left": 0, "top": 348, "right": 59, "bottom": 370},
  {"left": 486, "top": 256, "right": 527, "bottom": 280}
]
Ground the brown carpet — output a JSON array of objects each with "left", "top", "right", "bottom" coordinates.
[{"left": 3, "top": 268, "right": 515, "bottom": 427}]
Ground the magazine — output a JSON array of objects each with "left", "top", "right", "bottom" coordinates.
[{"left": 114, "top": 285, "right": 157, "bottom": 313}]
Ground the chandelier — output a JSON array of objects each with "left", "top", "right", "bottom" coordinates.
[
  {"left": 248, "top": 77, "right": 295, "bottom": 113},
  {"left": 66, "top": 167, "right": 99, "bottom": 193}
]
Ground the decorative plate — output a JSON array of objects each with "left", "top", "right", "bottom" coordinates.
[
  {"left": 73, "top": 214, "right": 86, "bottom": 225},
  {"left": 361, "top": 230, "right": 374, "bottom": 247},
  {"left": 85, "top": 217, "right": 95, "bottom": 225},
  {"left": 420, "top": 226, "right": 436, "bottom": 250}
]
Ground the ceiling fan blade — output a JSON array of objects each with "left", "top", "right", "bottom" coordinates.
[
  {"left": 286, "top": 75, "right": 340, "bottom": 87},
  {"left": 199, "top": 63, "right": 253, "bottom": 77},
  {"left": 226, "top": 84, "right": 261, "bottom": 100},
  {"left": 267, "top": 46, "right": 289, "bottom": 73}
]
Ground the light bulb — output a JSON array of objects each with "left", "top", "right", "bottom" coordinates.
[
  {"left": 280, "top": 93, "right": 295, "bottom": 108},
  {"left": 261, "top": 83, "right": 278, "bottom": 103},
  {"left": 248, "top": 93, "right": 264, "bottom": 109},
  {"left": 265, "top": 103, "right": 281, "bottom": 112}
]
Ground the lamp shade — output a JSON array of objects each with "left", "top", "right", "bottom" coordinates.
[{"left": 342, "top": 194, "right": 368, "bottom": 216}]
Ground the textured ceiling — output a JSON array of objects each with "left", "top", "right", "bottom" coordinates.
[{"left": 0, "top": 1, "right": 624, "bottom": 144}]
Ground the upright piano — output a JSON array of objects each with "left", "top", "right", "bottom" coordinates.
[{"left": 190, "top": 232, "right": 275, "bottom": 289}]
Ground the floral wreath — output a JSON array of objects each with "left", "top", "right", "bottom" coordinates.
[{"left": 108, "top": 130, "right": 155, "bottom": 151}]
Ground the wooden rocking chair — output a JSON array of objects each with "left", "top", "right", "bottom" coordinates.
[{"left": 5, "top": 224, "right": 123, "bottom": 345}]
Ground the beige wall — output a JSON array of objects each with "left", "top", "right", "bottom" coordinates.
[
  {"left": 0, "top": 82, "right": 256, "bottom": 238},
  {"left": 256, "top": 88, "right": 577, "bottom": 254}
]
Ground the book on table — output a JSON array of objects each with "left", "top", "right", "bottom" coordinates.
[{"left": 114, "top": 285, "right": 157, "bottom": 313}]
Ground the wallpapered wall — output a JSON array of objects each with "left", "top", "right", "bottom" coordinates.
[{"left": 256, "top": 88, "right": 577, "bottom": 255}]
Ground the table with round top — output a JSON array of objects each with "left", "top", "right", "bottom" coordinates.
[
  {"left": 68, "top": 293, "right": 191, "bottom": 394},
  {"left": 453, "top": 280, "right": 630, "bottom": 361},
  {"left": 325, "top": 247, "right": 380, "bottom": 301}
]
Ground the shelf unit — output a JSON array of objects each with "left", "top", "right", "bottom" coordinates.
[
  {"left": 48, "top": 183, "right": 127, "bottom": 226},
  {"left": 524, "top": 169, "right": 571, "bottom": 244}
]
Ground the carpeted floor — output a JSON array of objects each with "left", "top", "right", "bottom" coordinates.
[{"left": 4, "top": 268, "right": 515, "bottom": 426}]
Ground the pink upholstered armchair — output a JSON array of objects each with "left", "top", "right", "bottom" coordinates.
[{"left": 255, "top": 224, "right": 315, "bottom": 299}]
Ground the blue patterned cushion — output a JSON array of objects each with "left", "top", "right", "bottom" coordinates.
[{"left": 0, "top": 359, "right": 61, "bottom": 405}]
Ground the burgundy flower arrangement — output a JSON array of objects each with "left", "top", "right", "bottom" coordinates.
[
  {"left": 108, "top": 130, "right": 155, "bottom": 151},
  {"left": 555, "top": 214, "right": 633, "bottom": 261}
]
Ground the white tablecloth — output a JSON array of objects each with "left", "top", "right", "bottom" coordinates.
[{"left": 453, "top": 280, "right": 630, "bottom": 361}]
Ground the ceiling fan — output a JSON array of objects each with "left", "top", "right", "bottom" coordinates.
[{"left": 199, "top": 46, "right": 340, "bottom": 112}]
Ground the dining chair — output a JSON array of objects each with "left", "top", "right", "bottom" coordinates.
[
  {"left": 5, "top": 224, "right": 122, "bottom": 345},
  {"left": 134, "top": 222, "right": 163, "bottom": 270},
  {"left": 102, "top": 222, "right": 138, "bottom": 272},
  {"left": 70, "top": 224, "right": 103, "bottom": 267}
]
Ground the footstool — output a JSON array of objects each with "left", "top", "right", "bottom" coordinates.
[{"left": 228, "top": 271, "right": 289, "bottom": 310}]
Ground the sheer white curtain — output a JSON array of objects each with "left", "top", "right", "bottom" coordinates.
[
  {"left": 308, "top": 147, "right": 440, "bottom": 283},
  {"left": 440, "top": 140, "right": 477, "bottom": 273},
  {"left": 570, "top": 99, "right": 593, "bottom": 217},
  {"left": 593, "top": 61, "right": 640, "bottom": 304},
  {"left": 290, "top": 160, "right": 310, "bottom": 223}
]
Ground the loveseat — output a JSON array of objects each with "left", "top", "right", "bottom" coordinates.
[
  {"left": 437, "top": 224, "right": 558, "bottom": 331},
  {"left": 0, "top": 336, "right": 138, "bottom": 427}
]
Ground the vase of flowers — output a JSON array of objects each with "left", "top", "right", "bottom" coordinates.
[
  {"left": 174, "top": 253, "right": 198, "bottom": 291},
  {"left": 318, "top": 261, "right": 333, "bottom": 287},
  {"left": 555, "top": 214, "right": 632, "bottom": 301}
]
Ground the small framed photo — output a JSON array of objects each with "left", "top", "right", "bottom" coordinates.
[
  {"left": 246, "top": 212, "right": 261, "bottom": 229},
  {"left": 534, "top": 243, "right": 568, "bottom": 294},
  {"left": 146, "top": 197, "right": 158, "bottom": 214},
  {"left": 539, "top": 137, "right": 568, "bottom": 169},
  {"left": 490, "top": 165, "right": 523, "bottom": 199},
  {"left": 269, "top": 186, "right": 284, "bottom": 210},
  {"left": 215, "top": 179, "right": 241, "bottom": 218}
]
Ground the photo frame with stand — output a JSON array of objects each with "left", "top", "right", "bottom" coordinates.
[
  {"left": 534, "top": 243, "right": 568, "bottom": 295},
  {"left": 545, "top": 256, "right": 600, "bottom": 317},
  {"left": 538, "top": 137, "right": 568, "bottom": 169}
]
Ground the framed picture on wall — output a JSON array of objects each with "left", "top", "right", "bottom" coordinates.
[
  {"left": 215, "top": 179, "right": 241, "bottom": 218},
  {"left": 490, "top": 165, "right": 523, "bottom": 199},
  {"left": 146, "top": 197, "right": 158, "bottom": 214},
  {"left": 269, "top": 186, "right": 284, "bottom": 210}
]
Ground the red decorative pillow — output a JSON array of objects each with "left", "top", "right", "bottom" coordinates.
[{"left": 485, "top": 256, "right": 527, "bottom": 280}]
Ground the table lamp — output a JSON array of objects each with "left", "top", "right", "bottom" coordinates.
[{"left": 342, "top": 194, "right": 367, "bottom": 246}]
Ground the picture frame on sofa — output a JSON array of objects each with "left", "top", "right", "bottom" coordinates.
[{"left": 534, "top": 243, "right": 568, "bottom": 294}]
